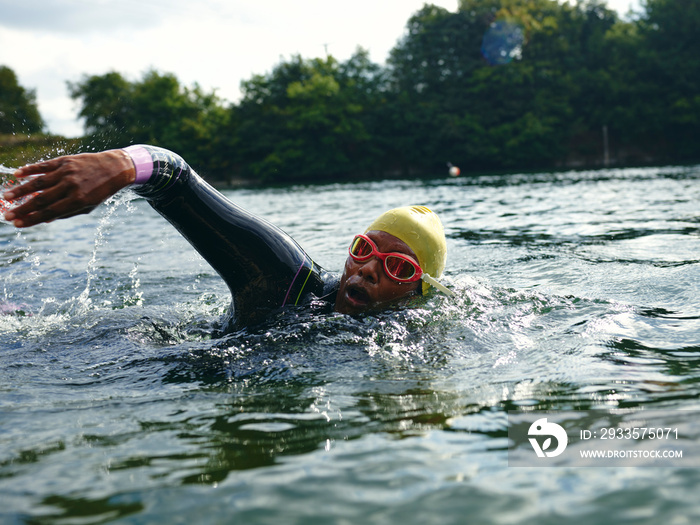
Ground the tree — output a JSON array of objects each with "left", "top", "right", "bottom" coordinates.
[
  {"left": 634, "top": 0, "right": 700, "bottom": 159},
  {"left": 386, "top": 1, "right": 579, "bottom": 171},
  {"left": 69, "top": 70, "right": 228, "bottom": 175},
  {"left": 387, "top": 4, "right": 488, "bottom": 172},
  {"left": 68, "top": 71, "right": 132, "bottom": 145},
  {"left": 129, "top": 71, "right": 229, "bottom": 173},
  {"left": 0, "top": 66, "right": 45, "bottom": 134},
  {"left": 231, "top": 51, "right": 385, "bottom": 182}
]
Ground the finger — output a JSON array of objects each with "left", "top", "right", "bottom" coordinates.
[
  {"left": 4, "top": 184, "right": 68, "bottom": 225},
  {"left": 3, "top": 180, "right": 36, "bottom": 201},
  {"left": 13, "top": 157, "right": 67, "bottom": 179},
  {"left": 3, "top": 172, "right": 60, "bottom": 201},
  {"left": 9, "top": 203, "right": 68, "bottom": 229},
  {"left": 12, "top": 197, "right": 96, "bottom": 228},
  {"left": 11, "top": 183, "right": 66, "bottom": 213},
  {"left": 8, "top": 211, "right": 47, "bottom": 228}
]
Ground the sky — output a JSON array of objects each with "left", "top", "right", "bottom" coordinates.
[{"left": 1, "top": 0, "right": 640, "bottom": 137}]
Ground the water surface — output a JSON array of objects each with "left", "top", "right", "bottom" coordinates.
[{"left": 1, "top": 165, "right": 699, "bottom": 524}]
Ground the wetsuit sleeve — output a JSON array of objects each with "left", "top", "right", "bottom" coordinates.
[{"left": 124, "top": 144, "right": 330, "bottom": 330}]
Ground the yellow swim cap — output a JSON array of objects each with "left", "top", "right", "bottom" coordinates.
[{"left": 365, "top": 205, "right": 447, "bottom": 294}]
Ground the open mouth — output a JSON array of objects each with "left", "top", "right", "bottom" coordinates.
[{"left": 346, "top": 284, "right": 370, "bottom": 307}]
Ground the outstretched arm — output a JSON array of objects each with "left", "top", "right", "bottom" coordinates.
[
  {"left": 4, "top": 145, "right": 331, "bottom": 330},
  {"left": 2, "top": 150, "right": 135, "bottom": 228}
]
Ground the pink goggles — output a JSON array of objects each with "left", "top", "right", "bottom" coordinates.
[{"left": 348, "top": 234, "right": 422, "bottom": 283}]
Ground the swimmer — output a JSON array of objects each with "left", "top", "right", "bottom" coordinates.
[{"left": 2, "top": 146, "right": 452, "bottom": 331}]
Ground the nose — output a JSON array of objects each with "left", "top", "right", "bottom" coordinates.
[{"left": 357, "top": 257, "right": 382, "bottom": 283}]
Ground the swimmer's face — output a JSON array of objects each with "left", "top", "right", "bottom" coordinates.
[{"left": 335, "top": 230, "right": 421, "bottom": 315}]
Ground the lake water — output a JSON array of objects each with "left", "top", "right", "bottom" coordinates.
[{"left": 2, "top": 164, "right": 700, "bottom": 524}]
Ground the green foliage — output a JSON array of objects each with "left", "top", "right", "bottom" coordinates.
[
  {"left": 68, "top": 71, "right": 132, "bottom": 144},
  {"left": 59, "top": 0, "right": 700, "bottom": 183},
  {"left": 231, "top": 51, "right": 384, "bottom": 182},
  {"left": 632, "top": 0, "right": 700, "bottom": 158},
  {"left": 69, "top": 70, "right": 228, "bottom": 174},
  {"left": 0, "top": 134, "right": 81, "bottom": 167},
  {"left": 0, "top": 66, "right": 44, "bottom": 134}
]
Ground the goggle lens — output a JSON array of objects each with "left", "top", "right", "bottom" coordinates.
[
  {"left": 385, "top": 256, "right": 416, "bottom": 280},
  {"left": 350, "top": 237, "right": 373, "bottom": 259}
]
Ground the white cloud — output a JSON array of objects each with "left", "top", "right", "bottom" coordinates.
[{"left": 0, "top": 0, "right": 181, "bottom": 33}]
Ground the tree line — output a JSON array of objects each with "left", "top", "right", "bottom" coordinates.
[{"left": 2, "top": 0, "right": 699, "bottom": 183}]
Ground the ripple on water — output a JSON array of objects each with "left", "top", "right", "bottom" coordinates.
[{"left": 2, "top": 165, "right": 700, "bottom": 524}]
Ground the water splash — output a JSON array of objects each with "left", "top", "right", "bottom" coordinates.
[
  {"left": 76, "top": 191, "right": 135, "bottom": 312},
  {"left": 0, "top": 165, "right": 39, "bottom": 219},
  {"left": 0, "top": 165, "right": 19, "bottom": 217},
  {"left": 0, "top": 186, "right": 141, "bottom": 341}
]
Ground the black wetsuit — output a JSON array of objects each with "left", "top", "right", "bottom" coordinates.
[{"left": 129, "top": 145, "right": 338, "bottom": 331}]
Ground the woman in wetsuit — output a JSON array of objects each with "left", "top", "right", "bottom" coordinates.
[{"left": 3, "top": 145, "right": 452, "bottom": 331}]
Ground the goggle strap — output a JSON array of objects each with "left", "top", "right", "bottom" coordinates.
[{"left": 421, "top": 274, "right": 455, "bottom": 297}]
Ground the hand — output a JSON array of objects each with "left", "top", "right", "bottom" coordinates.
[{"left": 2, "top": 149, "right": 136, "bottom": 228}]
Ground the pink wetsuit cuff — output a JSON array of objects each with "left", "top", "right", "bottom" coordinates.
[{"left": 123, "top": 145, "right": 153, "bottom": 185}]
